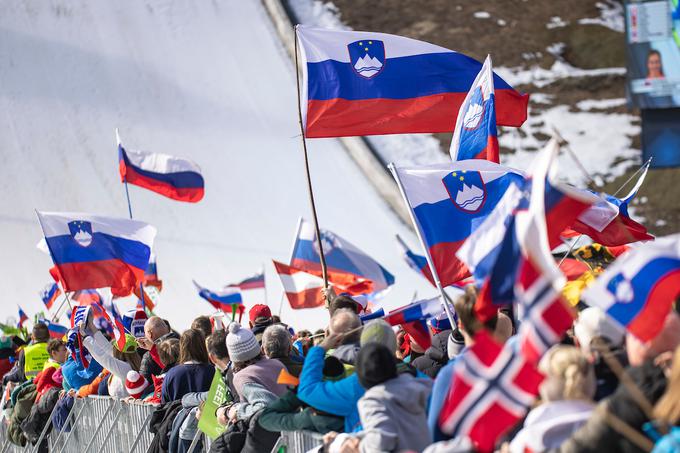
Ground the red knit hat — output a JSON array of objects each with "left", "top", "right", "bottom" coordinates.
[
  {"left": 125, "top": 370, "right": 149, "bottom": 399},
  {"left": 249, "top": 304, "right": 272, "bottom": 323}
]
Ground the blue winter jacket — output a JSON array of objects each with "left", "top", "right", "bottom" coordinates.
[{"left": 61, "top": 354, "right": 102, "bottom": 391}]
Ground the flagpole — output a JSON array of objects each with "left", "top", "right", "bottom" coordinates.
[
  {"left": 262, "top": 263, "right": 268, "bottom": 306},
  {"left": 293, "top": 26, "right": 329, "bottom": 293},
  {"left": 389, "top": 164, "right": 458, "bottom": 329}
]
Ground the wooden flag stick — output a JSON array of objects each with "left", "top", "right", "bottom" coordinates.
[{"left": 293, "top": 25, "right": 329, "bottom": 292}]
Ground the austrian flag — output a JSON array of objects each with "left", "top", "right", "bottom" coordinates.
[
  {"left": 439, "top": 330, "right": 543, "bottom": 452},
  {"left": 273, "top": 261, "right": 325, "bottom": 310}
]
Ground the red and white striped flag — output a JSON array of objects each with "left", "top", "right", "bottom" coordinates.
[{"left": 273, "top": 261, "right": 325, "bottom": 309}]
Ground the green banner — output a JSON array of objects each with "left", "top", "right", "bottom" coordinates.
[{"left": 198, "top": 369, "right": 230, "bottom": 439}]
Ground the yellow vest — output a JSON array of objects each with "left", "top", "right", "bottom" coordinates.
[
  {"left": 43, "top": 359, "right": 61, "bottom": 371},
  {"left": 24, "top": 343, "right": 50, "bottom": 379}
]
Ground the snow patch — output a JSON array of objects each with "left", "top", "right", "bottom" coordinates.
[
  {"left": 546, "top": 16, "right": 568, "bottom": 29},
  {"left": 578, "top": 0, "right": 625, "bottom": 33},
  {"left": 497, "top": 19, "right": 507, "bottom": 27},
  {"left": 576, "top": 98, "right": 627, "bottom": 111},
  {"left": 496, "top": 62, "right": 625, "bottom": 88},
  {"left": 474, "top": 11, "right": 491, "bottom": 19}
]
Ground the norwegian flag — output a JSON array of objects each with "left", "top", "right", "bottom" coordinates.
[
  {"left": 438, "top": 330, "right": 544, "bottom": 452},
  {"left": 515, "top": 259, "right": 575, "bottom": 365}
]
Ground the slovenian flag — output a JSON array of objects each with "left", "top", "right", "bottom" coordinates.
[
  {"left": 144, "top": 254, "right": 163, "bottom": 291},
  {"left": 273, "top": 260, "right": 326, "bottom": 310},
  {"left": 583, "top": 234, "right": 680, "bottom": 342},
  {"left": 566, "top": 161, "right": 653, "bottom": 246},
  {"left": 291, "top": 218, "right": 393, "bottom": 294},
  {"left": 385, "top": 298, "right": 442, "bottom": 349},
  {"left": 296, "top": 25, "right": 528, "bottom": 138},
  {"left": 39, "top": 319, "right": 69, "bottom": 339},
  {"left": 118, "top": 135, "right": 204, "bottom": 203},
  {"left": 395, "top": 234, "right": 435, "bottom": 286},
  {"left": 40, "top": 282, "right": 62, "bottom": 311},
  {"left": 228, "top": 268, "right": 266, "bottom": 290},
  {"left": 17, "top": 306, "right": 28, "bottom": 329},
  {"left": 37, "top": 212, "right": 157, "bottom": 293},
  {"left": 450, "top": 55, "right": 499, "bottom": 163},
  {"left": 390, "top": 160, "right": 524, "bottom": 286},
  {"left": 193, "top": 281, "right": 243, "bottom": 311}
]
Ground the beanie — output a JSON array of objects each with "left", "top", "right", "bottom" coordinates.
[
  {"left": 226, "top": 322, "right": 261, "bottom": 362},
  {"left": 357, "top": 342, "right": 397, "bottom": 389},
  {"left": 574, "top": 307, "right": 625, "bottom": 354},
  {"left": 125, "top": 370, "right": 149, "bottom": 399},
  {"left": 360, "top": 320, "right": 398, "bottom": 353}
]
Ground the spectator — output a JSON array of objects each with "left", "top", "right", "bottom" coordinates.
[
  {"left": 329, "top": 295, "right": 362, "bottom": 316},
  {"left": 206, "top": 330, "right": 229, "bottom": 372},
  {"left": 248, "top": 304, "right": 273, "bottom": 343},
  {"left": 191, "top": 316, "right": 212, "bottom": 340},
  {"left": 510, "top": 345, "right": 597, "bottom": 452},
  {"left": 138, "top": 316, "right": 179, "bottom": 383},
  {"left": 158, "top": 338, "right": 180, "bottom": 371},
  {"left": 161, "top": 329, "right": 214, "bottom": 403},
  {"left": 328, "top": 308, "right": 362, "bottom": 365},
  {"left": 216, "top": 322, "right": 287, "bottom": 425},
  {"left": 313, "top": 329, "right": 325, "bottom": 346},
  {"left": 262, "top": 324, "right": 302, "bottom": 377},
  {"left": 44, "top": 338, "right": 68, "bottom": 370},
  {"left": 60, "top": 330, "right": 103, "bottom": 391},
  {"left": 649, "top": 346, "right": 680, "bottom": 451},
  {"left": 3, "top": 323, "right": 51, "bottom": 383}
]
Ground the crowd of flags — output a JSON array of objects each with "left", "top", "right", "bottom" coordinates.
[{"left": 10, "top": 24, "right": 679, "bottom": 453}]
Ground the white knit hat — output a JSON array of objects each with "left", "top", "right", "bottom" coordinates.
[
  {"left": 125, "top": 370, "right": 149, "bottom": 398},
  {"left": 227, "top": 322, "right": 261, "bottom": 362},
  {"left": 574, "top": 307, "right": 625, "bottom": 354}
]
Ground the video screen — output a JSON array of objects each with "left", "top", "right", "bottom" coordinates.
[{"left": 626, "top": 0, "right": 680, "bottom": 108}]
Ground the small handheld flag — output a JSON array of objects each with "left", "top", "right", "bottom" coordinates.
[
  {"left": 583, "top": 234, "right": 680, "bottom": 342},
  {"left": 118, "top": 136, "right": 204, "bottom": 203},
  {"left": 40, "top": 282, "right": 62, "bottom": 311},
  {"left": 17, "top": 306, "right": 28, "bottom": 329},
  {"left": 228, "top": 268, "right": 266, "bottom": 290},
  {"left": 450, "top": 55, "right": 499, "bottom": 163},
  {"left": 36, "top": 212, "right": 156, "bottom": 294},
  {"left": 395, "top": 234, "right": 435, "bottom": 286},
  {"left": 38, "top": 319, "right": 69, "bottom": 339},
  {"left": 193, "top": 281, "right": 243, "bottom": 312}
]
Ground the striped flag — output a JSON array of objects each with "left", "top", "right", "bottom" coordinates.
[
  {"left": 228, "top": 268, "right": 266, "bottom": 290},
  {"left": 17, "top": 306, "right": 28, "bottom": 328},
  {"left": 193, "top": 281, "right": 243, "bottom": 312},
  {"left": 40, "top": 282, "right": 62, "bottom": 311},
  {"left": 273, "top": 261, "right": 325, "bottom": 310}
]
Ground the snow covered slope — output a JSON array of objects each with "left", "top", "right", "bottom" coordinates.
[{"left": 0, "top": 0, "right": 434, "bottom": 330}]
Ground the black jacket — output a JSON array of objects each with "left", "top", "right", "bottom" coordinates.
[
  {"left": 412, "top": 330, "right": 451, "bottom": 379},
  {"left": 140, "top": 331, "right": 180, "bottom": 383}
]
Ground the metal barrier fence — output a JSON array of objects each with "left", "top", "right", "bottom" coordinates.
[{"left": 1, "top": 395, "right": 323, "bottom": 453}]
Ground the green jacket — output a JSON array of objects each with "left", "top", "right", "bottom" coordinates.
[
  {"left": 8, "top": 382, "right": 37, "bottom": 446},
  {"left": 257, "top": 390, "right": 343, "bottom": 434}
]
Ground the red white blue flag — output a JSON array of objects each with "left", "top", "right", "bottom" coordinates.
[
  {"left": 193, "top": 280, "right": 243, "bottom": 312},
  {"left": 395, "top": 234, "right": 435, "bottom": 286},
  {"left": 37, "top": 212, "right": 156, "bottom": 294},
  {"left": 384, "top": 297, "right": 442, "bottom": 350},
  {"left": 296, "top": 26, "right": 528, "bottom": 138},
  {"left": 438, "top": 330, "right": 544, "bottom": 452},
  {"left": 17, "top": 306, "right": 28, "bottom": 329},
  {"left": 291, "top": 218, "right": 392, "bottom": 294},
  {"left": 273, "top": 261, "right": 326, "bottom": 310},
  {"left": 566, "top": 160, "right": 653, "bottom": 246},
  {"left": 38, "top": 319, "right": 69, "bottom": 339},
  {"left": 583, "top": 234, "right": 680, "bottom": 342},
  {"left": 450, "top": 55, "right": 499, "bottom": 163},
  {"left": 228, "top": 268, "right": 266, "bottom": 290},
  {"left": 118, "top": 135, "right": 204, "bottom": 203},
  {"left": 391, "top": 160, "right": 524, "bottom": 286},
  {"left": 40, "top": 282, "right": 61, "bottom": 311}
]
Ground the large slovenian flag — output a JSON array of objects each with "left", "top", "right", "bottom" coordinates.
[
  {"left": 40, "top": 282, "right": 62, "bottom": 311},
  {"left": 228, "top": 268, "right": 266, "bottom": 290},
  {"left": 391, "top": 160, "right": 524, "bottom": 286},
  {"left": 193, "top": 281, "right": 243, "bottom": 312},
  {"left": 582, "top": 234, "right": 680, "bottom": 342},
  {"left": 395, "top": 234, "right": 435, "bottom": 286},
  {"left": 450, "top": 55, "right": 499, "bottom": 163},
  {"left": 565, "top": 160, "right": 653, "bottom": 246},
  {"left": 273, "top": 261, "right": 326, "bottom": 310},
  {"left": 118, "top": 135, "right": 204, "bottom": 203},
  {"left": 37, "top": 212, "right": 157, "bottom": 293},
  {"left": 290, "top": 218, "right": 393, "bottom": 294},
  {"left": 296, "top": 25, "right": 528, "bottom": 138}
]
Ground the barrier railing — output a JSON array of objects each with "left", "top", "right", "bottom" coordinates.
[{"left": 1, "top": 394, "right": 324, "bottom": 453}]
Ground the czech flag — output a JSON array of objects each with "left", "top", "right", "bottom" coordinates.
[
  {"left": 118, "top": 136, "right": 204, "bottom": 203},
  {"left": 290, "top": 218, "right": 392, "bottom": 294},
  {"left": 566, "top": 161, "right": 653, "bottom": 246},
  {"left": 296, "top": 26, "right": 528, "bottom": 138},
  {"left": 193, "top": 281, "right": 243, "bottom": 312},
  {"left": 273, "top": 261, "right": 326, "bottom": 310},
  {"left": 395, "top": 234, "right": 435, "bottom": 286},
  {"left": 583, "top": 234, "right": 680, "bottom": 342},
  {"left": 37, "top": 212, "right": 157, "bottom": 293},
  {"left": 40, "top": 282, "right": 62, "bottom": 311},
  {"left": 228, "top": 268, "right": 266, "bottom": 290},
  {"left": 450, "top": 55, "right": 499, "bottom": 163},
  {"left": 17, "top": 306, "right": 28, "bottom": 329},
  {"left": 391, "top": 160, "right": 524, "bottom": 286}
]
